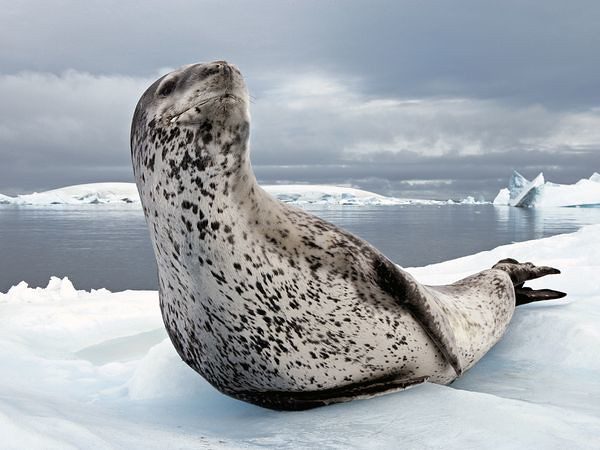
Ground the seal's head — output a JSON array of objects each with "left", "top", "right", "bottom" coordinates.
[
  {"left": 133, "top": 60, "right": 249, "bottom": 129},
  {"left": 131, "top": 61, "right": 252, "bottom": 198}
]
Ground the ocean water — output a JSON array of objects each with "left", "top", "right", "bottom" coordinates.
[{"left": 1, "top": 204, "right": 599, "bottom": 293}]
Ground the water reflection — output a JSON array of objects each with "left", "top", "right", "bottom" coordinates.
[
  {"left": 494, "top": 205, "right": 600, "bottom": 241},
  {"left": 0, "top": 205, "right": 155, "bottom": 292}
]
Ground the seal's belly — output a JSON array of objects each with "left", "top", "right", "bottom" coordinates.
[{"left": 159, "top": 279, "right": 456, "bottom": 394}]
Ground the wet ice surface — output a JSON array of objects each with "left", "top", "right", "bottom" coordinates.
[{"left": 1, "top": 226, "right": 599, "bottom": 448}]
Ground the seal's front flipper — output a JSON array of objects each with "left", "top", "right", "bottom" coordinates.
[
  {"left": 374, "top": 257, "right": 465, "bottom": 376},
  {"left": 492, "top": 259, "right": 566, "bottom": 306}
]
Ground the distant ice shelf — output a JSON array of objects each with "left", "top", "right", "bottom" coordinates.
[
  {"left": 0, "top": 182, "right": 487, "bottom": 206},
  {"left": 494, "top": 171, "right": 600, "bottom": 208},
  {"left": 0, "top": 183, "right": 140, "bottom": 206}
]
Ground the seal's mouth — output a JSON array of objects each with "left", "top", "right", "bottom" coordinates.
[{"left": 168, "top": 93, "right": 244, "bottom": 124}]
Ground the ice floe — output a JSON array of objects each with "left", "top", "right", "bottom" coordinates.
[{"left": 1, "top": 226, "right": 599, "bottom": 448}]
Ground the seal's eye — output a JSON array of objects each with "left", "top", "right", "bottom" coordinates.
[{"left": 158, "top": 79, "right": 176, "bottom": 97}]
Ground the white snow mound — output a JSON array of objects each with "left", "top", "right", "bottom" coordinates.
[
  {"left": 494, "top": 171, "right": 600, "bottom": 207},
  {"left": 1, "top": 226, "right": 600, "bottom": 448}
]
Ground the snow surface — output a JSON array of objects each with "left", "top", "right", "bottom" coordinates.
[
  {"left": 494, "top": 171, "right": 600, "bottom": 208},
  {"left": 0, "top": 182, "right": 485, "bottom": 207},
  {"left": 1, "top": 226, "right": 599, "bottom": 448}
]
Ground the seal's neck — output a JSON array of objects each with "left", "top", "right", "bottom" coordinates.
[
  {"left": 145, "top": 119, "right": 273, "bottom": 233},
  {"left": 178, "top": 119, "right": 256, "bottom": 206}
]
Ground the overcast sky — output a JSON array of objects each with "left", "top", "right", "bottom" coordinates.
[{"left": 1, "top": 0, "right": 599, "bottom": 199}]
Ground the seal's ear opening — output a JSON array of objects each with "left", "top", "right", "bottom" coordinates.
[{"left": 157, "top": 78, "right": 177, "bottom": 97}]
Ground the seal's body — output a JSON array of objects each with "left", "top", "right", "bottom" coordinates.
[{"left": 131, "top": 61, "right": 565, "bottom": 410}]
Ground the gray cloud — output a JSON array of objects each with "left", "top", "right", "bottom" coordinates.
[
  {"left": 3, "top": 1, "right": 600, "bottom": 106},
  {"left": 1, "top": 1, "right": 599, "bottom": 196},
  {"left": 0, "top": 71, "right": 153, "bottom": 194},
  {"left": 254, "top": 149, "right": 600, "bottom": 201},
  {"left": 251, "top": 73, "right": 600, "bottom": 160}
]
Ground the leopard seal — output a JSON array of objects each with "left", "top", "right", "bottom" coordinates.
[{"left": 130, "top": 61, "right": 565, "bottom": 410}]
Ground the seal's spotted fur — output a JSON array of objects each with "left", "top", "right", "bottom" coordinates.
[{"left": 131, "top": 61, "right": 565, "bottom": 410}]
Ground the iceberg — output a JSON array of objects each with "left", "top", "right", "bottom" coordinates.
[
  {"left": 1, "top": 225, "right": 599, "bottom": 448},
  {"left": 494, "top": 171, "right": 600, "bottom": 208},
  {"left": 0, "top": 182, "right": 484, "bottom": 207},
  {"left": 0, "top": 193, "right": 14, "bottom": 204}
]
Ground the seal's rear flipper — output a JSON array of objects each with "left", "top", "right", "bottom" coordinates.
[
  {"left": 492, "top": 259, "right": 566, "bottom": 306},
  {"left": 515, "top": 287, "right": 567, "bottom": 305}
]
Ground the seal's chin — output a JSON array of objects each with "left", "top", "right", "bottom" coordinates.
[{"left": 168, "top": 94, "right": 245, "bottom": 125}]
